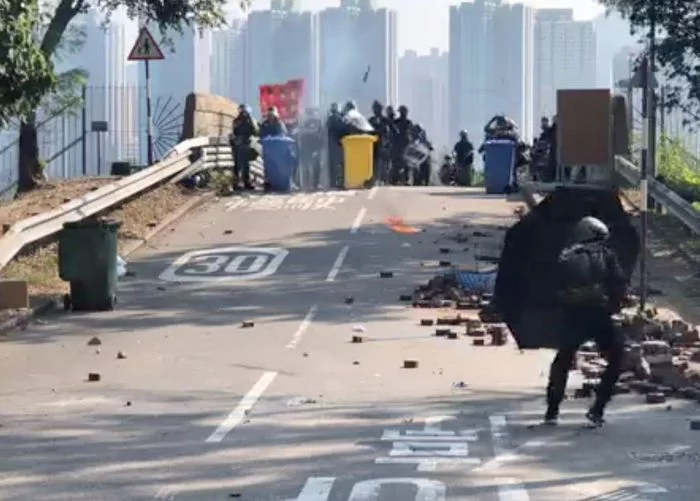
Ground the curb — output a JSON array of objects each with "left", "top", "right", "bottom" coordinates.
[
  {"left": 0, "top": 298, "right": 58, "bottom": 336},
  {"left": 0, "top": 191, "right": 214, "bottom": 336}
]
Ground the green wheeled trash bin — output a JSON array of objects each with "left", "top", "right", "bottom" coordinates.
[{"left": 58, "top": 218, "right": 121, "bottom": 311}]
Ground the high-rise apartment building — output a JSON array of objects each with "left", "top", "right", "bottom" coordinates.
[
  {"left": 242, "top": 1, "right": 319, "bottom": 111},
  {"left": 211, "top": 19, "right": 246, "bottom": 103},
  {"left": 449, "top": 0, "right": 534, "bottom": 143},
  {"left": 319, "top": 0, "right": 397, "bottom": 114},
  {"left": 399, "top": 49, "right": 449, "bottom": 150},
  {"left": 533, "top": 9, "right": 596, "bottom": 128}
]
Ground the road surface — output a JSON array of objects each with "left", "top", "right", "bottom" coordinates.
[{"left": 0, "top": 186, "right": 698, "bottom": 501}]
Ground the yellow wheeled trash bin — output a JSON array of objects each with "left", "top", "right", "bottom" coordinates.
[{"left": 341, "top": 134, "right": 376, "bottom": 189}]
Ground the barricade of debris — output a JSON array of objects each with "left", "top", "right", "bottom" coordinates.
[
  {"left": 574, "top": 305, "right": 700, "bottom": 404},
  {"left": 404, "top": 268, "right": 510, "bottom": 347}
]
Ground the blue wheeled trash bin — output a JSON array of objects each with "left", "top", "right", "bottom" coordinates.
[
  {"left": 483, "top": 139, "right": 517, "bottom": 194},
  {"left": 261, "top": 136, "right": 297, "bottom": 193}
]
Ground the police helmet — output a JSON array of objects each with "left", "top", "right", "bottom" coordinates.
[
  {"left": 386, "top": 105, "right": 395, "bottom": 116},
  {"left": 571, "top": 216, "right": 610, "bottom": 244},
  {"left": 372, "top": 100, "right": 383, "bottom": 112},
  {"left": 459, "top": 129, "right": 468, "bottom": 139},
  {"left": 329, "top": 102, "right": 339, "bottom": 113},
  {"left": 398, "top": 105, "right": 408, "bottom": 116},
  {"left": 343, "top": 100, "right": 357, "bottom": 113}
]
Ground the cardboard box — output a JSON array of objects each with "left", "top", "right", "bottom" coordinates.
[
  {"left": 557, "top": 89, "right": 611, "bottom": 166},
  {"left": 0, "top": 280, "right": 29, "bottom": 309}
]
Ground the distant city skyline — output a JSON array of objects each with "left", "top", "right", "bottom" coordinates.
[{"left": 244, "top": 0, "right": 606, "bottom": 54}]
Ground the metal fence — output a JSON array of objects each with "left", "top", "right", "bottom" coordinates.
[{"left": 0, "top": 85, "right": 185, "bottom": 196}]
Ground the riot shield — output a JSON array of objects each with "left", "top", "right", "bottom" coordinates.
[{"left": 494, "top": 185, "right": 640, "bottom": 350}]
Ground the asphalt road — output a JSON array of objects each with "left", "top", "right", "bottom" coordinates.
[{"left": 1, "top": 186, "right": 699, "bottom": 501}]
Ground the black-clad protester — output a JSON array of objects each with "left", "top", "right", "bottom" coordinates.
[
  {"left": 453, "top": 130, "right": 474, "bottom": 186},
  {"left": 544, "top": 216, "right": 628, "bottom": 427},
  {"left": 369, "top": 100, "right": 395, "bottom": 184},
  {"left": 326, "top": 103, "right": 346, "bottom": 188},
  {"left": 412, "top": 123, "right": 433, "bottom": 186},
  {"left": 299, "top": 108, "right": 324, "bottom": 189},
  {"left": 390, "top": 105, "right": 413, "bottom": 185},
  {"left": 231, "top": 104, "right": 260, "bottom": 190},
  {"left": 259, "top": 106, "right": 287, "bottom": 138}
]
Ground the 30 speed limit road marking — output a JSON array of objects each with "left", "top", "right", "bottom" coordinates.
[{"left": 158, "top": 246, "right": 288, "bottom": 283}]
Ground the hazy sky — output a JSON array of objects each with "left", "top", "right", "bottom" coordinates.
[{"left": 246, "top": 0, "right": 607, "bottom": 54}]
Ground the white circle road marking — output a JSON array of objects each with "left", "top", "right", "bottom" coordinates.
[{"left": 158, "top": 246, "right": 288, "bottom": 283}]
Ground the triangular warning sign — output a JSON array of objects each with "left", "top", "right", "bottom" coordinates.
[{"left": 127, "top": 27, "right": 164, "bottom": 61}]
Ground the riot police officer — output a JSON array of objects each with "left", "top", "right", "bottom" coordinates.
[{"left": 545, "top": 216, "right": 627, "bottom": 427}]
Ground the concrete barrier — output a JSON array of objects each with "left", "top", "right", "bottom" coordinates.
[{"left": 181, "top": 93, "right": 239, "bottom": 140}]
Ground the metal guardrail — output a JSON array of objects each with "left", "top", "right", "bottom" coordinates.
[
  {"left": 614, "top": 155, "right": 700, "bottom": 235},
  {"left": 170, "top": 138, "right": 264, "bottom": 185},
  {"left": 0, "top": 136, "right": 238, "bottom": 271}
]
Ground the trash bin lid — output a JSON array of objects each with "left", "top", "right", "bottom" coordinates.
[
  {"left": 63, "top": 217, "right": 122, "bottom": 230},
  {"left": 261, "top": 135, "right": 295, "bottom": 143}
]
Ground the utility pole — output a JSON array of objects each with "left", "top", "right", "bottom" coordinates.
[
  {"left": 659, "top": 86, "right": 666, "bottom": 138},
  {"left": 639, "top": 52, "right": 649, "bottom": 310},
  {"left": 639, "top": 4, "right": 657, "bottom": 311},
  {"left": 626, "top": 54, "right": 634, "bottom": 158}
]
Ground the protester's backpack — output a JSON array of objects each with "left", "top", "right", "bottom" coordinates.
[{"left": 555, "top": 241, "right": 611, "bottom": 307}]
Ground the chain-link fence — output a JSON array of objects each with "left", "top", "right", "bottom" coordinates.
[{"left": 0, "top": 85, "right": 185, "bottom": 197}]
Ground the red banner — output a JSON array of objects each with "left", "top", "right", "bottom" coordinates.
[{"left": 259, "top": 78, "right": 305, "bottom": 123}]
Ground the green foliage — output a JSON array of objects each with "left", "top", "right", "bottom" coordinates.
[
  {"left": 1, "top": 0, "right": 229, "bottom": 127},
  {"left": 656, "top": 136, "right": 700, "bottom": 204},
  {"left": 597, "top": 0, "right": 700, "bottom": 117},
  {"left": 0, "top": 0, "right": 56, "bottom": 127},
  {"left": 210, "top": 169, "right": 233, "bottom": 196}
]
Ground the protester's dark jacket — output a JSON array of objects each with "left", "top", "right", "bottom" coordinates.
[
  {"left": 299, "top": 118, "right": 324, "bottom": 151},
  {"left": 259, "top": 119, "right": 287, "bottom": 138},
  {"left": 392, "top": 117, "right": 413, "bottom": 152},
  {"left": 369, "top": 115, "right": 395, "bottom": 150},
  {"left": 454, "top": 140, "right": 474, "bottom": 165},
  {"left": 233, "top": 115, "right": 259, "bottom": 142},
  {"left": 327, "top": 113, "right": 347, "bottom": 145}
]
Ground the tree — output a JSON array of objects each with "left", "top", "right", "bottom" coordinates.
[
  {"left": 14, "top": 0, "right": 230, "bottom": 192},
  {"left": 0, "top": 0, "right": 56, "bottom": 128},
  {"left": 597, "top": 0, "right": 700, "bottom": 120}
]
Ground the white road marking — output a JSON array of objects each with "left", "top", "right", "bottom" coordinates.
[
  {"left": 296, "top": 477, "right": 336, "bottom": 501},
  {"left": 326, "top": 245, "right": 349, "bottom": 282},
  {"left": 153, "top": 486, "right": 177, "bottom": 499},
  {"left": 348, "top": 478, "right": 446, "bottom": 501},
  {"left": 497, "top": 478, "right": 530, "bottom": 501},
  {"left": 351, "top": 208, "right": 367, "bottom": 233},
  {"left": 367, "top": 186, "right": 378, "bottom": 200},
  {"left": 286, "top": 305, "right": 318, "bottom": 349},
  {"left": 488, "top": 415, "right": 530, "bottom": 501},
  {"left": 205, "top": 371, "right": 277, "bottom": 443},
  {"left": 159, "top": 246, "right": 288, "bottom": 283}
]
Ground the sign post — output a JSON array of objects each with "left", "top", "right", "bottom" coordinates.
[{"left": 127, "top": 26, "right": 165, "bottom": 166}]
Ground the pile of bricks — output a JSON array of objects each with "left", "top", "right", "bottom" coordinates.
[
  {"left": 405, "top": 273, "right": 494, "bottom": 311},
  {"left": 574, "top": 309, "right": 700, "bottom": 404},
  {"left": 418, "top": 314, "right": 509, "bottom": 347}
]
